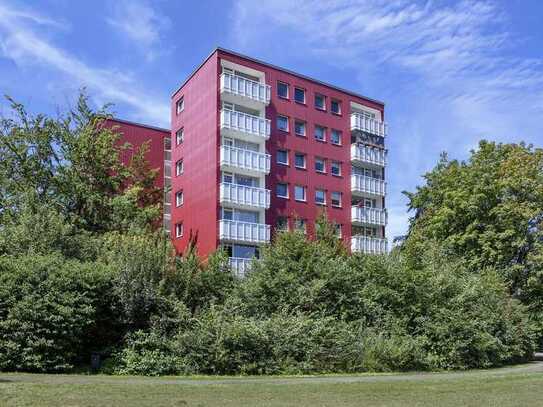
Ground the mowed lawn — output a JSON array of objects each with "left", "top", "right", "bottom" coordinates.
[{"left": 1, "top": 366, "right": 542, "bottom": 407}]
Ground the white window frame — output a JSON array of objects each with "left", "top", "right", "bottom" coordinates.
[
  {"left": 315, "top": 157, "right": 326, "bottom": 173},
  {"left": 277, "top": 81, "right": 289, "bottom": 99},
  {"left": 294, "top": 152, "right": 306, "bottom": 169},
  {"left": 314, "top": 125, "right": 326, "bottom": 142},
  {"left": 315, "top": 189, "right": 326, "bottom": 205},
  {"left": 294, "top": 120, "right": 306, "bottom": 137},
  {"left": 331, "top": 99, "right": 341, "bottom": 115},
  {"left": 175, "top": 159, "right": 184, "bottom": 176},
  {"left": 175, "top": 190, "right": 184, "bottom": 207},
  {"left": 315, "top": 94, "right": 326, "bottom": 110},
  {"left": 331, "top": 161, "right": 341, "bottom": 177},
  {"left": 276, "top": 183, "right": 289, "bottom": 199},
  {"left": 176, "top": 128, "right": 184, "bottom": 145},
  {"left": 331, "top": 129, "right": 341, "bottom": 145},
  {"left": 176, "top": 97, "right": 184, "bottom": 114},
  {"left": 331, "top": 192, "right": 342, "bottom": 208},
  {"left": 294, "top": 185, "right": 306, "bottom": 202},
  {"left": 175, "top": 222, "right": 183, "bottom": 238},
  {"left": 294, "top": 87, "right": 306, "bottom": 104},
  {"left": 276, "top": 149, "right": 289, "bottom": 165},
  {"left": 277, "top": 115, "right": 289, "bottom": 132}
]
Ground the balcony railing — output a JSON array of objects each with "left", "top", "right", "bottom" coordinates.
[
  {"left": 229, "top": 257, "right": 253, "bottom": 278},
  {"left": 220, "top": 145, "right": 271, "bottom": 174},
  {"left": 351, "top": 113, "right": 387, "bottom": 137},
  {"left": 220, "top": 183, "right": 270, "bottom": 209},
  {"left": 351, "top": 174, "right": 386, "bottom": 196},
  {"left": 220, "top": 110, "right": 270, "bottom": 140},
  {"left": 351, "top": 144, "right": 387, "bottom": 167},
  {"left": 351, "top": 236, "right": 388, "bottom": 254},
  {"left": 219, "top": 219, "right": 271, "bottom": 244},
  {"left": 352, "top": 206, "right": 387, "bottom": 226},
  {"left": 220, "top": 73, "right": 271, "bottom": 105}
]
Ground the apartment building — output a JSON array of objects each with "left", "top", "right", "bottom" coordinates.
[{"left": 169, "top": 48, "right": 388, "bottom": 274}]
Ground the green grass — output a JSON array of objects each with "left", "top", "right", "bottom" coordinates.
[{"left": 1, "top": 370, "right": 542, "bottom": 407}]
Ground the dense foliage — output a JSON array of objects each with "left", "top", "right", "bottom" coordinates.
[{"left": 0, "top": 97, "right": 539, "bottom": 374}]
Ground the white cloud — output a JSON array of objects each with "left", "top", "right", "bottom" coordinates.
[
  {"left": 106, "top": 0, "right": 171, "bottom": 62},
  {"left": 230, "top": 0, "right": 543, "bottom": 238},
  {"left": 0, "top": 2, "right": 169, "bottom": 126}
]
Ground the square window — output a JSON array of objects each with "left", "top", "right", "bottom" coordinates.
[
  {"left": 331, "top": 99, "right": 341, "bottom": 115},
  {"left": 315, "top": 189, "right": 326, "bottom": 205},
  {"left": 176, "top": 97, "right": 184, "bottom": 114},
  {"left": 175, "top": 159, "right": 184, "bottom": 176},
  {"left": 175, "top": 222, "right": 183, "bottom": 238},
  {"left": 315, "top": 94, "right": 326, "bottom": 110},
  {"left": 315, "top": 157, "right": 326, "bottom": 173},
  {"left": 294, "top": 120, "right": 306, "bottom": 136},
  {"left": 331, "top": 191, "right": 342, "bottom": 207},
  {"left": 176, "top": 128, "right": 184, "bottom": 145},
  {"left": 294, "top": 218, "right": 307, "bottom": 233},
  {"left": 314, "top": 125, "right": 326, "bottom": 142},
  {"left": 294, "top": 87, "right": 306, "bottom": 104},
  {"left": 331, "top": 161, "right": 341, "bottom": 176},
  {"left": 276, "top": 149, "right": 288, "bottom": 165},
  {"left": 331, "top": 129, "right": 341, "bottom": 145},
  {"left": 277, "top": 115, "right": 289, "bottom": 132},
  {"left": 175, "top": 190, "right": 184, "bottom": 207},
  {"left": 276, "top": 183, "right": 288, "bottom": 198},
  {"left": 276, "top": 216, "right": 288, "bottom": 231},
  {"left": 294, "top": 185, "right": 306, "bottom": 201},
  {"left": 295, "top": 152, "right": 306, "bottom": 169},
  {"left": 277, "top": 82, "right": 289, "bottom": 99}
]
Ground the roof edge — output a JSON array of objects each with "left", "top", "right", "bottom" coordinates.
[{"left": 107, "top": 117, "right": 170, "bottom": 133}]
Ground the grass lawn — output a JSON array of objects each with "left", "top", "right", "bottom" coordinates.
[{"left": 1, "top": 367, "right": 542, "bottom": 407}]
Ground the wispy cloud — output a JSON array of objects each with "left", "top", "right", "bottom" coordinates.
[
  {"left": 0, "top": 1, "right": 169, "bottom": 126},
  {"left": 106, "top": 0, "right": 171, "bottom": 62},
  {"left": 230, "top": 0, "right": 543, "bottom": 238}
]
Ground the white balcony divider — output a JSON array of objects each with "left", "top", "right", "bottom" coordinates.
[
  {"left": 220, "top": 145, "right": 271, "bottom": 174},
  {"left": 351, "top": 174, "right": 386, "bottom": 196},
  {"left": 351, "top": 236, "right": 388, "bottom": 254},
  {"left": 351, "top": 144, "right": 387, "bottom": 167},
  {"left": 351, "top": 206, "right": 387, "bottom": 226},
  {"left": 219, "top": 220, "right": 271, "bottom": 244},
  {"left": 220, "top": 73, "right": 271, "bottom": 105},
  {"left": 220, "top": 110, "right": 271, "bottom": 140},
  {"left": 220, "top": 183, "right": 271, "bottom": 209},
  {"left": 229, "top": 257, "right": 253, "bottom": 278},
  {"left": 351, "top": 113, "right": 387, "bottom": 137}
]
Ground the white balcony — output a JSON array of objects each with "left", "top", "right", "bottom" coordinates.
[
  {"left": 220, "top": 183, "right": 270, "bottom": 209},
  {"left": 351, "top": 144, "right": 387, "bottom": 167},
  {"left": 351, "top": 175, "right": 386, "bottom": 197},
  {"left": 220, "top": 73, "right": 271, "bottom": 108},
  {"left": 351, "top": 113, "right": 387, "bottom": 137},
  {"left": 352, "top": 207, "right": 387, "bottom": 227},
  {"left": 220, "top": 145, "right": 271, "bottom": 175},
  {"left": 351, "top": 236, "right": 388, "bottom": 255},
  {"left": 219, "top": 220, "right": 271, "bottom": 244},
  {"left": 229, "top": 257, "right": 253, "bottom": 278},
  {"left": 220, "top": 110, "right": 270, "bottom": 142}
]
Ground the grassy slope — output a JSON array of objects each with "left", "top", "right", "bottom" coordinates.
[{"left": 1, "top": 371, "right": 542, "bottom": 407}]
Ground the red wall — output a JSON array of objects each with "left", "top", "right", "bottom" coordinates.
[
  {"left": 170, "top": 53, "right": 220, "bottom": 256},
  {"left": 104, "top": 118, "right": 168, "bottom": 189},
  {"left": 217, "top": 50, "right": 384, "bottom": 247}
]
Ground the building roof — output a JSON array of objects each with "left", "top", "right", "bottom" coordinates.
[
  {"left": 107, "top": 117, "right": 170, "bottom": 133},
  {"left": 172, "top": 47, "right": 385, "bottom": 107}
]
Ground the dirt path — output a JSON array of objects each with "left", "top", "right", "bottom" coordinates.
[{"left": 1, "top": 359, "right": 542, "bottom": 387}]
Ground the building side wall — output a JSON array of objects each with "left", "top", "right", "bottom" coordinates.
[{"left": 171, "top": 53, "right": 220, "bottom": 257}]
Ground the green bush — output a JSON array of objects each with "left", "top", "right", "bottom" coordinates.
[{"left": 0, "top": 254, "right": 114, "bottom": 372}]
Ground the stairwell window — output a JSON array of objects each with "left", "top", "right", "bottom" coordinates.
[{"left": 176, "top": 97, "right": 184, "bottom": 114}]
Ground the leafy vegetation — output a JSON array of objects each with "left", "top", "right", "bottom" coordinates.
[{"left": 0, "top": 96, "right": 540, "bottom": 375}]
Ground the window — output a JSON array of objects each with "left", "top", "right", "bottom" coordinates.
[
  {"left": 277, "top": 82, "right": 289, "bottom": 99},
  {"left": 175, "top": 159, "right": 184, "bottom": 176},
  {"left": 295, "top": 120, "right": 306, "bottom": 136},
  {"left": 222, "top": 172, "right": 233, "bottom": 183},
  {"left": 175, "top": 190, "right": 184, "bottom": 207},
  {"left": 315, "top": 189, "right": 326, "bottom": 205},
  {"left": 294, "top": 218, "right": 307, "bottom": 233},
  {"left": 331, "top": 129, "right": 341, "bottom": 145},
  {"left": 315, "top": 94, "right": 326, "bottom": 110},
  {"left": 277, "top": 115, "right": 289, "bottom": 132},
  {"left": 276, "top": 149, "right": 288, "bottom": 165},
  {"left": 164, "top": 137, "right": 171, "bottom": 161},
  {"left": 294, "top": 87, "right": 306, "bottom": 104},
  {"left": 175, "top": 222, "right": 183, "bottom": 238},
  {"left": 294, "top": 185, "right": 306, "bottom": 201},
  {"left": 276, "top": 183, "right": 288, "bottom": 198},
  {"left": 175, "top": 128, "right": 184, "bottom": 145},
  {"left": 314, "top": 125, "right": 326, "bottom": 142},
  {"left": 331, "top": 161, "right": 341, "bottom": 176},
  {"left": 294, "top": 152, "right": 306, "bottom": 169},
  {"left": 176, "top": 97, "right": 184, "bottom": 114},
  {"left": 331, "top": 191, "right": 342, "bottom": 207},
  {"left": 222, "top": 208, "right": 233, "bottom": 220},
  {"left": 315, "top": 157, "right": 326, "bottom": 173},
  {"left": 276, "top": 216, "right": 288, "bottom": 231},
  {"left": 331, "top": 99, "right": 341, "bottom": 115}
]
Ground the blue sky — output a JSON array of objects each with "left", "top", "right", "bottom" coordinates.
[{"left": 1, "top": 0, "right": 542, "bottom": 240}]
